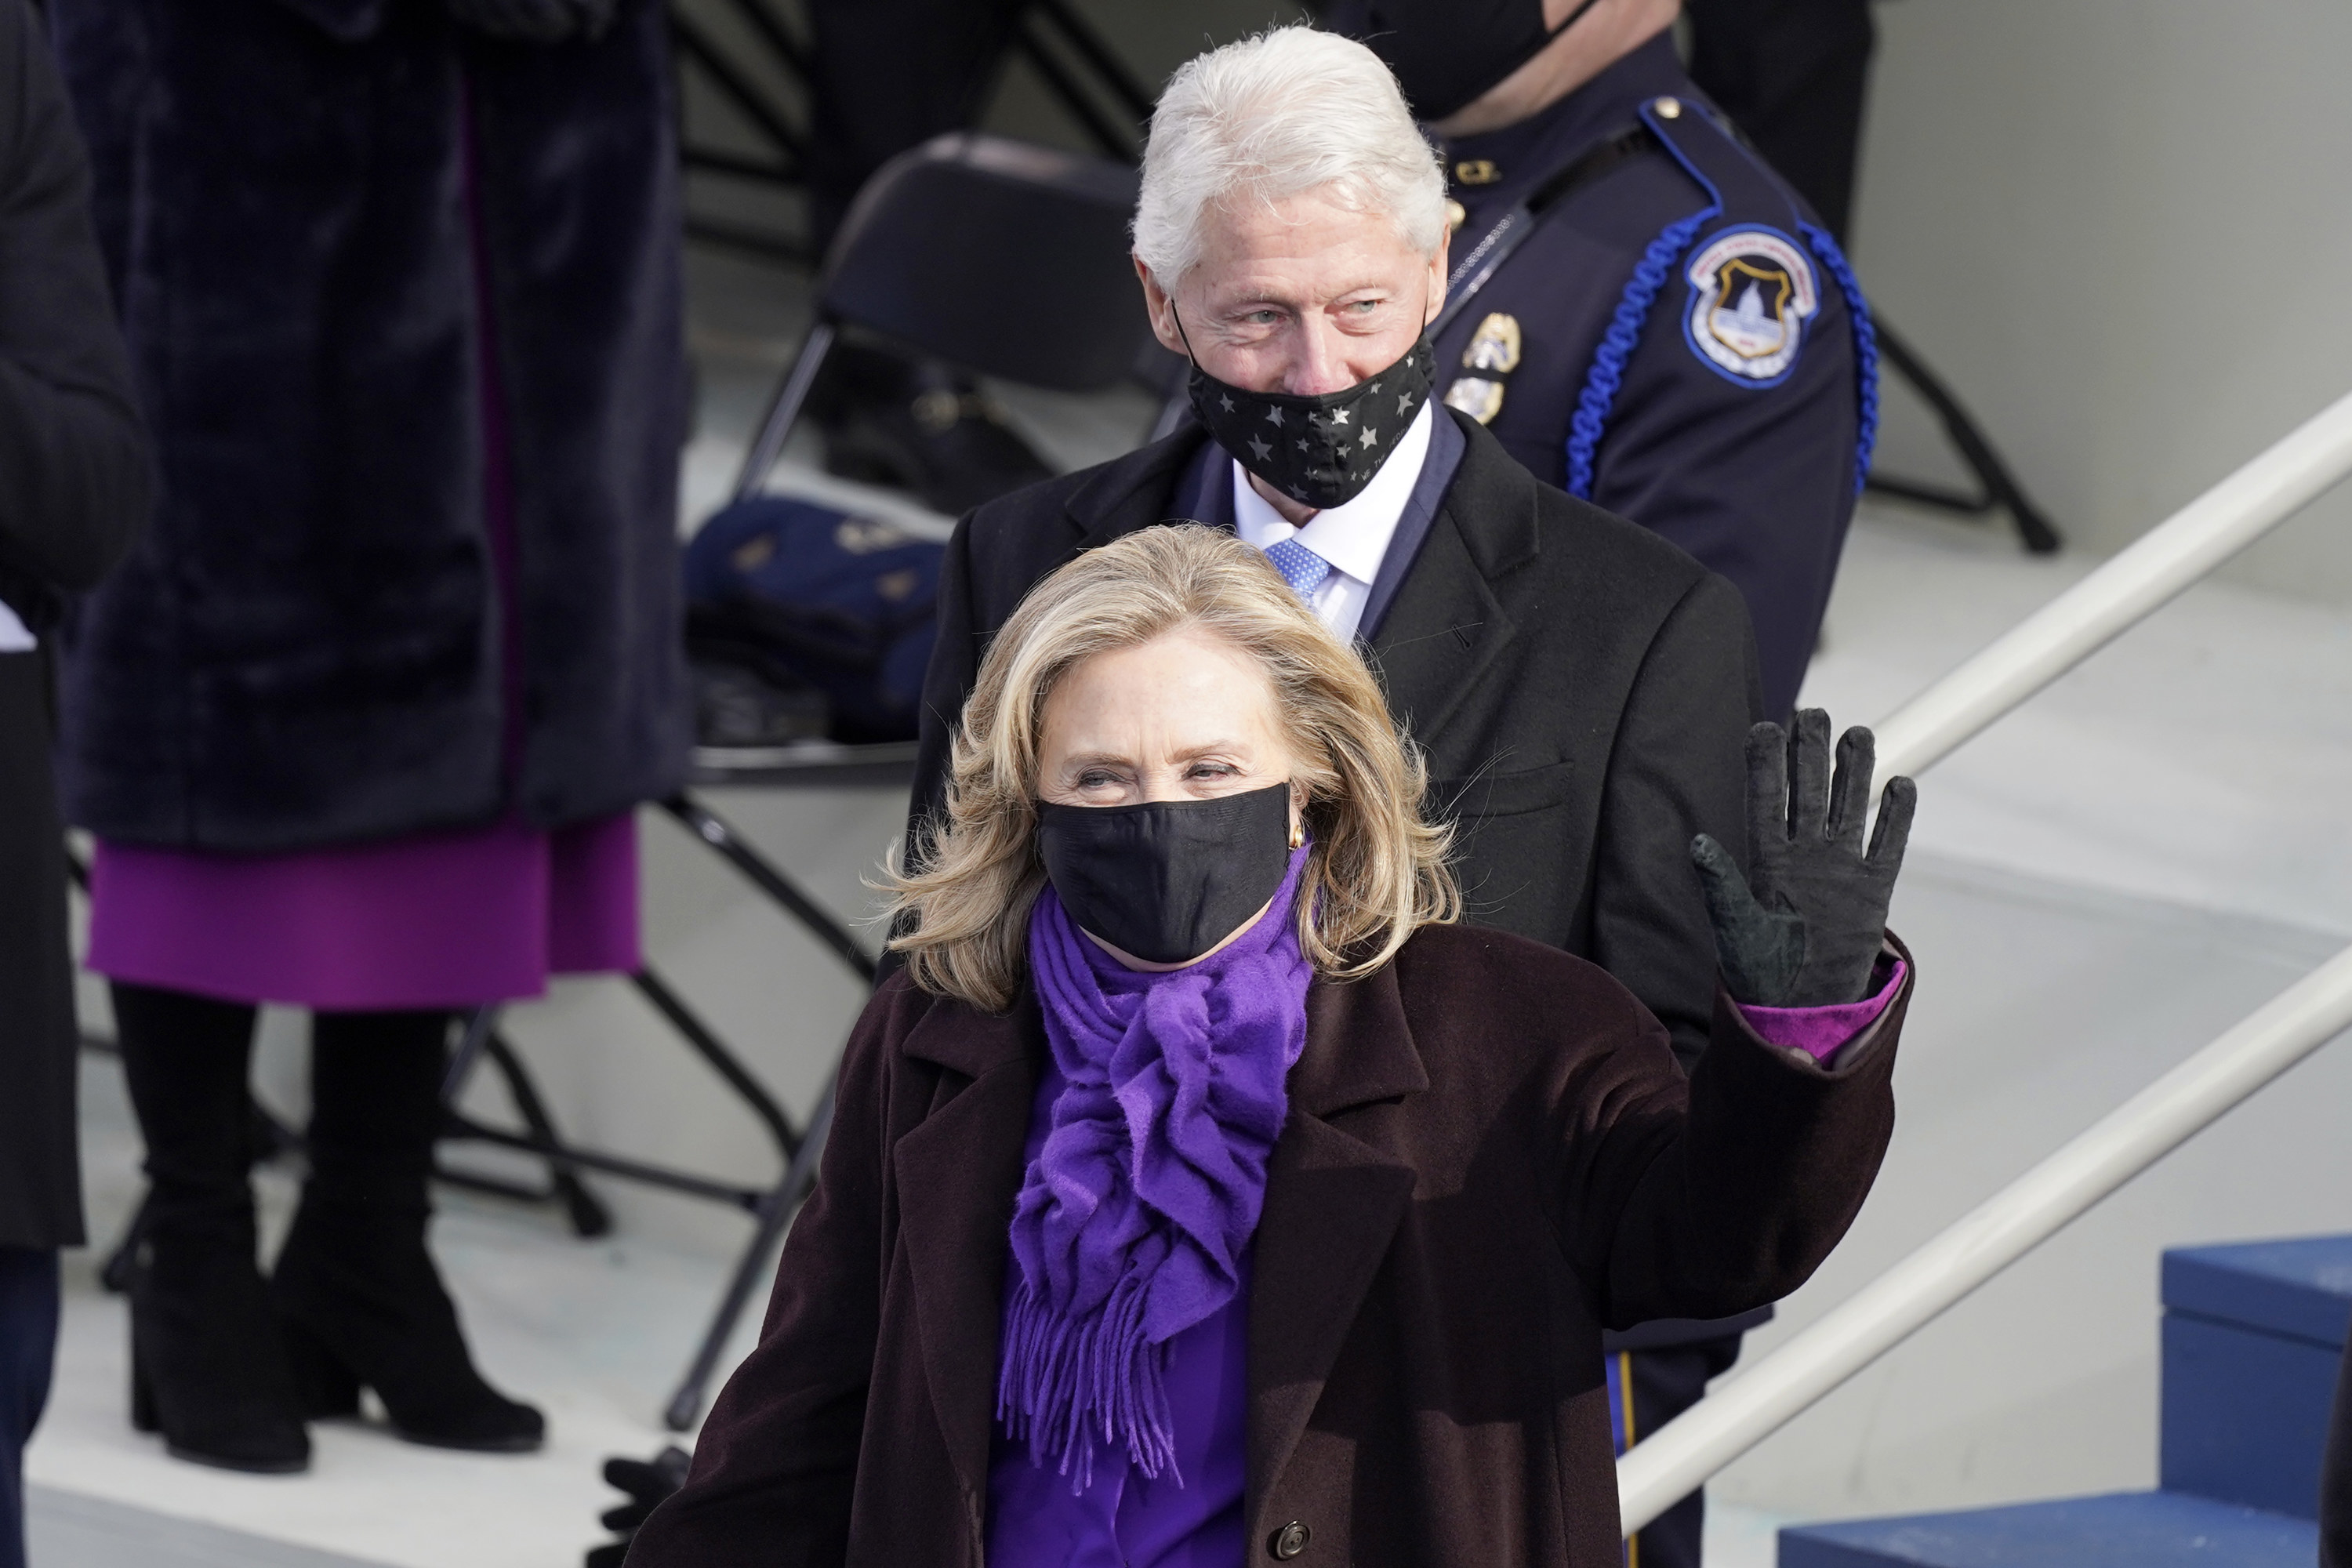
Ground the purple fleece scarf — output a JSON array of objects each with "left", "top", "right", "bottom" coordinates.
[{"left": 1000, "top": 846, "right": 1314, "bottom": 1491}]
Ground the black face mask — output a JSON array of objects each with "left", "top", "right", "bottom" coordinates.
[
  {"left": 1036, "top": 782, "right": 1295, "bottom": 965},
  {"left": 1181, "top": 328, "right": 1436, "bottom": 512},
  {"left": 1332, "top": 0, "right": 1607, "bottom": 122}
]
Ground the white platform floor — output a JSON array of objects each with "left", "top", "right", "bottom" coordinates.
[{"left": 27, "top": 249, "right": 2352, "bottom": 1564}]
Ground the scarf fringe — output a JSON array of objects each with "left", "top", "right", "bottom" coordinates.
[{"left": 996, "top": 1278, "right": 1178, "bottom": 1494}]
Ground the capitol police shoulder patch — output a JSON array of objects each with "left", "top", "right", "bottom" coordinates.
[{"left": 1682, "top": 227, "right": 1819, "bottom": 387}]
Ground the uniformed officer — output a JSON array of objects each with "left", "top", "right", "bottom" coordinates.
[
  {"left": 1327, "top": 3, "right": 1878, "bottom": 1563},
  {"left": 1334, "top": 0, "right": 1875, "bottom": 724}
]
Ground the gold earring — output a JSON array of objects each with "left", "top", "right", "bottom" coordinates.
[{"left": 1289, "top": 820, "right": 1306, "bottom": 850}]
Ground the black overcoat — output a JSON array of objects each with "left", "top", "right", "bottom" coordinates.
[
  {"left": 907, "top": 411, "right": 1762, "bottom": 1069},
  {"left": 0, "top": 0, "right": 149, "bottom": 1249},
  {"left": 48, "top": 0, "right": 689, "bottom": 852},
  {"left": 627, "top": 924, "right": 1910, "bottom": 1566}
]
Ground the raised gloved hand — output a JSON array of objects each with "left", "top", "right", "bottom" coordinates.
[
  {"left": 445, "top": 0, "right": 617, "bottom": 43},
  {"left": 1690, "top": 710, "right": 1915, "bottom": 1007}
]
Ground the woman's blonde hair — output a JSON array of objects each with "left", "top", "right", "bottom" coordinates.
[{"left": 884, "top": 524, "right": 1458, "bottom": 1013}]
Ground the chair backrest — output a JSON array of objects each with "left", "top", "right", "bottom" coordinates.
[{"left": 817, "top": 132, "right": 1152, "bottom": 394}]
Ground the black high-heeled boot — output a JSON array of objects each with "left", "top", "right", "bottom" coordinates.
[
  {"left": 111, "top": 982, "right": 310, "bottom": 1474},
  {"left": 270, "top": 1009, "right": 544, "bottom": 1453}
]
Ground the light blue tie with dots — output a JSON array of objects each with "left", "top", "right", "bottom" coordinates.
[{"left": 1263, "top": 536, "right": 1331, "bottom": 602}]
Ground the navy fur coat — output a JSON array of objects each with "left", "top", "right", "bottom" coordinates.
[{"left": 49, "top": 0, "right": 690, "bottom": 851}]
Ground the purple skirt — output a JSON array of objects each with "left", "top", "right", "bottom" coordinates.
[{"left": 85, "top": 813, "right": 640, "bottom": 1011}]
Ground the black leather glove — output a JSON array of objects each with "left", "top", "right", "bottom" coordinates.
[
  {"left": 446, "top": 0, "right": 617, "bottom": 42},
  {"left": 1690, "top": 710, "right": 1915, "bottom": 1007},
  {"left": 583, "top": 1445, "right": 690, "bottom": 1567}
]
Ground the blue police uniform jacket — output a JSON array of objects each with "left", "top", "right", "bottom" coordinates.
[{"left": 1431, "top": 32, "right": 1877, "bottom": 719}]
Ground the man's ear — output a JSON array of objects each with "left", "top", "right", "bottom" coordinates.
[
  {"left": 1135, "top": 256, "right": 1188, "bottom": 356},
  {"left": 1425, "top": 226, "right": 1453, "bottom": 327}
]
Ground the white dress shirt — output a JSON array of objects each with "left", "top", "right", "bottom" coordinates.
[
  {"left": 1231, "top": 400, "right": 1436, "bottom": 641},
  {"left": 0, "top": 601, "right": 33, "bottom": 652}
]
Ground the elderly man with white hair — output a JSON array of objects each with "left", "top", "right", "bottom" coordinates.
[{"left": 910, "top": 26, "right": 1757, "bottom": 1086}]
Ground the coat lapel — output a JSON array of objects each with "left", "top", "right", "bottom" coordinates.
[
  {"left": 1247, "top": 966, "right": 1428, "bottom": 1539},
  {"left": 1066, "top": 424, "right": 1214, "bottom": 550},
  {"left": 1366, "top": 422, "right": 1543, "bottom": 750},
  {"left": 890, "top": 996, "right": 1042, "bottom": 1497}
]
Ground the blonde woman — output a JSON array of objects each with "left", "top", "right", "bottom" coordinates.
[{"left": 629, "top": 526, "right": 1915, "bottom": 1568}]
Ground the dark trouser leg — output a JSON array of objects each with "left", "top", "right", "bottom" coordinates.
[
  {"left": 1624, "top": 1334, "right": 1746, "bottom": 1568},
  {"left": 1683, "top": 0, "right": 1875, "bottom": 241},
  {"left": 802, "top": 0, "right": 1025, "bottom": 249},
  {"left": 271, "top": 1009, "right": 543, "bottom": 1453},
  {"left": 798, "top": 0, "right": 1051, "bottom": 517},
  {"left": 2323, "top": 1339, "right": 2352, "bottom": 1568},
  {"left": 0, "top": 1247, "right": 58, "bottom": 1568},
  {"left": 108, "top": 982, "right": 308, "bottom": 1473}
]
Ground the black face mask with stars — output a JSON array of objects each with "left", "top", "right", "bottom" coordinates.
[{"left": 1179, "top": 323, "right": 1436, "bottom": 511}]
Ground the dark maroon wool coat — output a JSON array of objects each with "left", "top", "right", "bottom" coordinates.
[{"left": 628, "top": 923, "right": 1910, "bottom": 1568}]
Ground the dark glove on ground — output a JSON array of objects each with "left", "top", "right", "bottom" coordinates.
[
  {"left": 1690, "top": 710, "right": 1915, "bottom": 1007},
  {"left": 446, "top": 0, "right": 615, "bottom": 42},
  {"left": 584, "top": 1445, "right": 690, "bottom": 1567}
]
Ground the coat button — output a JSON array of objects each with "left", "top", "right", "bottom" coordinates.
[{"left": 1269, "top": 1520, "right": 1310, "bottom": 1559}]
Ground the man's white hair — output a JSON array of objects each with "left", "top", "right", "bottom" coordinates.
[{"left": 1133, "top": 27, "right": 1447, "bottom": 285}]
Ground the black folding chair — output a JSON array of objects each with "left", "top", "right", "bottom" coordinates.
[{"left": 731, "top": 128, "right": 1175, "bottom": 504}]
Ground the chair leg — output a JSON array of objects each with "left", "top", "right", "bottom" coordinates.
[
  {"left": 441, "top": 1006, "right": 500, "bottom": 1104},
  {"left": 1867, "top": 318, "right": 2063, "bottom": 554},
  {"left": 732, "top": 320, "right": 837, "bottom": 502},
  {"left": 478, "top": 1035, "right": 613, "bottom": 1240},
  {"left": 648, "top": 792, "right": 875, "bottom": 1426},
  {"left": 662, "top": 1069, "right": 837, "bottom": 1432},
  {"left": 437, "top": 1014, "right": 615, "bottom": 1240},
  {"left": 632, "top": 968, "right": 801, "bottom": 1163},
  {"left": 432, "top": 1005, "right": 575, "bottom": 1216},
  {"left": 659, "top": 796, "right": 877, "bottom": 985}
]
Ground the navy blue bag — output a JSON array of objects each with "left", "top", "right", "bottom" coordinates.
[{"left": 682, "top": 495, "right": 945, "bottom": 744}]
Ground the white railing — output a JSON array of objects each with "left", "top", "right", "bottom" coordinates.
[
  {"left": 1617, "top": 385, "right": 2352, "bottom": 1536},
  {"left": 1874, "top": 387, "right": 2352, "bottom": 782},
  {"left": 1617, "top": 945, "right": 2352, "bottom": 1532}
]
